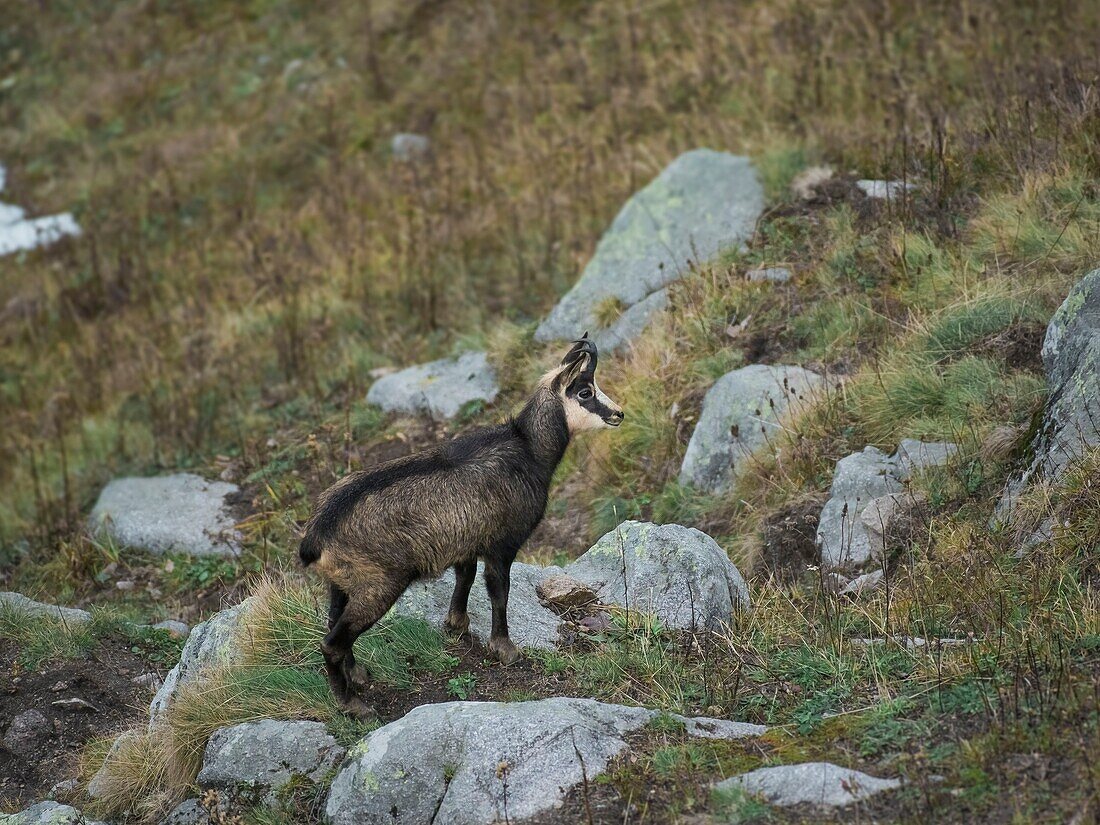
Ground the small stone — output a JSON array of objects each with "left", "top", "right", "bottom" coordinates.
[
  {"left": 160, "top": 798, "right": 212, "bottom": 825},
  {"left": 856, "top": 179, "right": 915, "bottom": 200},
  {"left": 579, "top": 613, "right": 612, "bottom": 634},
  {"left": 746, "top": 266, "right": 792, "bottom": 284},
  {"left": 4, "top": 708, "right": 49, "bottom": 754},
  {"left": 717, "top": 762, "right": 901, "bottom": 808},
  {"left": 47, "top": 777, "right": 81, "bottom": 800},
  {"left": 839, "top": 569, "right": 884, "bottom": 598},
  {"left": 132, "top": 672, "right": 164, "bottom": 692},
  {"left": 536, "top": 575, "right": 598, "bottom": 609},
  {"left": 0, "top": 800, "right": 107, "bottom": 825},
  {"left": 391, "top": 132, "right": 431, "bottom": 162},
  {"left": 115, "top": 579, "right": 135, "bottom": 591},
  {"left": 151, "top": 619, "right": 190, "bottom": 638},
  {"left": 51, "top": 697, "right": 99, "bottom": 713}
]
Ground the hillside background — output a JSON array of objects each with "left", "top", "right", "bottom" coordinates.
[{"left": 1, "top": 1, "right": 1098, "bottom": 823}]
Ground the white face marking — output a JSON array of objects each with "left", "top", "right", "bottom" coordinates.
[{"left": 561, "top": 379, "right": 623, "bottom": 433}]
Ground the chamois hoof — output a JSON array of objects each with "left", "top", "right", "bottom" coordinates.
[
  {"left": 339, "top": 695, "right": 378, "bottom": 721},
  {"left": 488, "top": 637, "right": 520, "bottom": 665},
  {"left": 444, "top": 612, "right": 470, "bottom": 637}
]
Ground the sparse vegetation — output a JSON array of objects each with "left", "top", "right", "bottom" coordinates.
[{"left": 2, "top": 0, "right": 1099, "bottom": 821}]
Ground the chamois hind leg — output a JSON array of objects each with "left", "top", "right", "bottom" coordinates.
[
  {"left": 444, "top": 560, "right": 477, "bottom": 637},
  {"left": 322, "top": 581, "right": 406, "bottom": 718},
  {"left": 327, "top": 583, "right": 370, "bottom": 689},
  {"left": 483, "top": 556, "right": 519, "bottom": 665}
]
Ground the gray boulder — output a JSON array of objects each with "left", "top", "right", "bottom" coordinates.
[
  {"left": 197, "top": 720, "right": 345, "bottom": 806},
  {"left": 838, "top": 569, "right": 884, "bottom": 598},
  {"left": 564, "top": 521, "right": 749, "bottom": 631},
  {"left": 817, "top": 441, "right": 955, "bottom": 571},
  {"left": 326, "top": 698, "right": 763, "bottom": 825},
  {"left": 148, "top": 598, "right": 255, "bottom": 728},
  {"left": 366, "top": 351, "right": 498, "bottom": 420},
  {"left": 996, "top": 267, "right": 1100, "bottom": 529},
  {"left": 89, "top": 473, "right": 242, "bottom": 557},
  {"left": 0, "top": 802, "right": 106, "bottom": 825},
  {"left": 0, "top": 592, "right": 91, "bottom": 626},
  {"left": 680, "top": 365, "right": 826, "bottom": 493},
  {"left": 392, "top": 560, "right": 562, "bottom": 650},
  {"left": 535, "top": 149, "right": 763, "bottom": 344},
  {"left": 716, "top": 762, "right": 900, "bottom": 808},
  {"left": 856, "top": 179, "right": 914, "bottom": 200}
]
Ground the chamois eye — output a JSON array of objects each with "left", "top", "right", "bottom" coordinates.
[{"left": 577, "top": 387, "right": 594, "bottom": 400}]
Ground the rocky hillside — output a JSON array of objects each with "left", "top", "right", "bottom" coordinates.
[{"left": 2, "top": 1, "right": 1099, "bottom": 823}]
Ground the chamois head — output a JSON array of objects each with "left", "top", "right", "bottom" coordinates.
[{"left": 541, "top": 333, "right": 624, "bottom": 433}]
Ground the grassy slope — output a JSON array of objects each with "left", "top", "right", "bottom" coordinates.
[{"left": 1, "top": 0, "right": 1099, "bottom": 822}]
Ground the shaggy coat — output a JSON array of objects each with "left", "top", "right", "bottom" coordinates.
[{"left": 299, "top": 335, "right": 623, "bottom": 716}]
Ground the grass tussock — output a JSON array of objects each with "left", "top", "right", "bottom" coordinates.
[{"left": 82, "top": 574, "right": 454, "bottom": 820}]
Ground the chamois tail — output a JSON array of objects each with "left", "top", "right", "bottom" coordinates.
[{"left": 298, "top": 531, "right": 323, "bottom": 567}]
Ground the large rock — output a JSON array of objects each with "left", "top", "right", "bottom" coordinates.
[
  {"left": 366, "top": 351, "right": 498, "bottom": 420},
  {"left": 326, "top": 698, "right": 764, "bottom": 825},
  {"left": 996, "top": 267, "right": 1100, "bottom": 527},
  {"left": 89, "top": 473, "right": 242, "bottom": 557},
  {"left": 148, "top": 598, "right": 254, "bottom": 728},
  {"left": 197, "top": 720, "right": 345, "bottom": 806},
  {"left": 716, "top": 762, "right": 900, "bottom": 808},
  {"left": 0, "top": 801, "right": 106, "bottom": 825},
  {"left": 0, "top": 592, "right": 91, "bottom": 626},
  {"left": 564, "top": 521, "right": 749, "bottom": 631},
  {"left": 392, "top": 561, "right": 562, "bottom": 650},
  {"left": 535, "top": 149, "right": 763, "bottom": 345},
  {"left": 679, "top": 365, "right": 826, "bottom": 493},
  {"left": 817, "top": 441, "right": 955, "bottom": 571}
]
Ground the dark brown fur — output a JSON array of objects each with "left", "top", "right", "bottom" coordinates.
[{"left": 299, "top": 337, "right": 622, "bottom": 716}]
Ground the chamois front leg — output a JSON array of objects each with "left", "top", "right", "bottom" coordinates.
[
  {"left": 483, "top": 556, "right": 519, "bottom": 665},
  {"left": 444, "top": 559, "right": 476, "bottom": 637}
]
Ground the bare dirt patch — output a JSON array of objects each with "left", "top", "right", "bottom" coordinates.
[{"left": 0, "top": 639, "right": 168, "bottom": 809}]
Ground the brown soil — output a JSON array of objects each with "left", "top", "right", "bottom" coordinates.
[
  {"left": 0, "top": 639, "right": 168, "bottom": 809},
  {"left": 758, "top": 494, "right": 827, "bottom": 582}
]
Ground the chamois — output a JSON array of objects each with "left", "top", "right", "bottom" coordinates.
[{"left": 299, "top": 334, "right": 624, "bottom": 717}]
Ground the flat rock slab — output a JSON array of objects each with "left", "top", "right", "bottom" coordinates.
[
  {"left": 717, "top": 762, "right": 901, "bottom": 808},
  {"left": 679, "top": 364, "right": 826, "bottom": 493},
  {"left": 89, "top": 473, "right": 242, "bottom": 557},
  {"left": 996, "top": 266, "right": 1100, "bottom": 529},
  {"left": 326, "top": 698, "right": 764, "bottom": 825},
  {"left": 0, "top": 592, "right": 91, "bottom": 625},
  {"left": 817, "top": 441, "right": 955, "bottom": 571},
  {"left": 392, "top": 560, "right": 563, "bottom": 650},
  {"left": 535, "top": 149, "right": 763, "bottom": 345},
  {"left": 366, "top": 351, "right": 498, "bottom": 420},
  {"left": 197, "top": 720, "right": 346, "bottom": 806},
  {"left": 0, "top": 801, "right": 106, "bottom": 825},
  {"left": 564, "top": 521, "right": 749, "bottom": 631}
]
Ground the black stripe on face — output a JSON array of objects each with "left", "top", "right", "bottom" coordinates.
[{"left": 568, "top": 380, "right": 623, "bottom": 424}]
